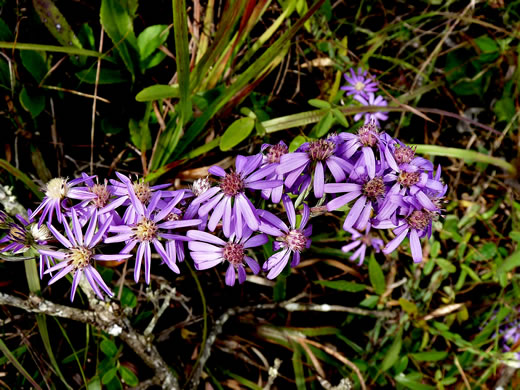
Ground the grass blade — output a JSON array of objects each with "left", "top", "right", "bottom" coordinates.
[
  {"left": 0, "top": 337, "right": 43, "bottom": 390},
  {"left": 0, "top": 41, "right": 101, "bottom": 57},
  {"left": 172, "top": 0, "right": 192, "bottom": 122},
  {"left": 0, "top": 159, "right": 43, "bottom": 199}
]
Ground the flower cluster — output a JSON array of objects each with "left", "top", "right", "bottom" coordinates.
[
  {"left": 0, "top": 119, "right": 446, "bottom": 301},
  {"left": 342, "top": 67, "right": 388, "bottom": 126}
]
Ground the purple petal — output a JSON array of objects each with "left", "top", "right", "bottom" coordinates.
[
  {"left": 191, "top": 186, "right": 220, "bottom": 206},
  {"left": 313, "top": 161, "right": 325, "bottom": 198},
  {"left": 277, "top": 153, "right": 309, "bottom": 175},
  {"left": 84, "top": 209, "right": 99, "bottom": 247},
  {"left": 343, "top": 196, "right": 367, "bottom": 230},
  {"left": 225, "top": 264, "right": 236, "bottom": 286},
  {"left": 324, "top": 183, "right": 362, "bottom": 194},
  {"left": 191, "top": 251, "right": 223, "bottom": 261},
  {"left": 326, "top": 191, "right": 362, "bottom": 212},
  {"left": 48, "top": 264, "right": 74, "bottom": 285},
  {"left": 83, "top": 267, "right": 104, "bottom": 299},
  {"left": 187, "top": 230, "right": 226, "bottom": 246},
  {"left": 194, "top": 258, "right": 222, "bottom": 270},
  {"left": 47, "top": 223, "right": 73, "bottom": 248},
  {"left": 237, "top": 265, "right": 247, "bottom": 284},
  {"left": 39, "top": 249, "right": 67, "bottom": 260},
  {"left": 158, "top": 219, "right": 203, "bottom": 230},
  {"left": 341, "top": 240, "right": 362, "bottom": 253},
  {"left": 258, "top": 210, "right": 287, "bottom": 233},
  {"left": 89, "top": 266, "right": 114, "bottom": 297},
  {"left": 126, "top": 182, "right": 145, "bottom": 216},
  {"left": 325, "top": 157, "right": 346, "bottom": 182},
  {"left": 235, "top": 155, "right": 248, "bottom": 174},
  {"left": 283, "top": 195, "right": 296, "bottom": 229},
  {"left": 243, "top": 233, "right": 268, "bottom": 249},
  {"left": 70, "top": 271, "right": 82, "bottom": 301},
  {"left": 409, "top": 229, "right": 423, "bottom": 263},
  {"left": 198, "top": 193, "right": 224, "bottom": 217},
  {"left": 188, "top": 241, "right": 223, "bottom": 252},
  {"left": 144, "top": 242, "right": 151, "bottom": 284},
  {"left": 383, "top": 228, "right": 409, "bottom": 254},
  {"left": 207, "top": 197, "right": 226, "bottom": 231},
  {"left": 208, "top": 165, "right": 226, "bottom": 177},
  {"left": 291, "top": 251, "right": 301, "bottom": 267},
  {"left": 223, "top": 196, "right": 232, "bottom": 238},
  {"left": 237, "top": 194, "right": 259, "bottom": 231},
  {"left": 362, "top": 147, "right": 376, "bottom": 179},
  {"left": 267, "top": 250, "right": 291, "bottom": 279},
  {"left": 300, "top": 203, "right": 310, "bottom": 229},
  {"left": 93, "top": 254, "right": 132, "bottom": 261},
  {"left": 134, "top": 243, "right": 144, "bottom": 283},
  {"left": 245, "top": 256, "right": 260, "bottom": 274},
  {"left": 245, "top": 180, "right": 283, "bottom": 190},
  {"left": 71, "top": 209, "right": 83, "bottom": 246}
]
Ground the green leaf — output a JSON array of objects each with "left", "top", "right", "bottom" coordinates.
[
  {"left": 0, "top": 159, "right": 43, "bottom": 199},
  {"left": 102, "top": 367, "right": 119, "bottom": 385},
  {"left": 497, "top": 249, "right": 520, "bottom": 274},
  {"left": 0, "top": 18, "right": 13, "bottom": 41},
  {"left": 219, "top": 117, "right": 255, "bottom": 151},
  {"left": 120, "top": 287, "right": 137, "bottom": 308},
  {"left": 135, "top": 84, "right": 180, "bottom": 101},
  {"left": 381, "top": 329, "right": 402, "bottom": 372},
  {"left": 289, "top": 135, "right": 307, "bottom": 153},
  {"left": 494, "top": 97, "right": 515, "bottom": 123},
  {"left": 0, "top": 42, "right": 102, "bottom": 57},
  {"left": 394, "top": 374, "right": 436, "bottom": 390},
  {"left": 0, "top": 338, "right": 42, "bottom": 389},
  {"left": 33, "top": 0, "right": 83, "bottom": 49},
  {"left": 291, "top": 343, "right": 306, "bottom": 390},
  {"left": 100, "top": 339, "right": 118, "bottom": 357},
  {"left": 410, "top": 351, "right": 448, "bottom": 362},
  {"left": 100, "top": 0, "right": 138, "bottom": 78},
  {"left": 368, "top": 255, "right": 385, "bottom": 295},
  {"left": 311, "top": 111, "right": 334, "bottom": 138},
  {"left": 119, "top": 366, "right": 138, "bottom": 386},
  {"left": 332, "top": 108, "right": 349, "bottom": 128},
  {"left": 435, "top": 258, "right": 456, "bottom": 274},
  {"left": 398, "top": 298, "right": 418, "bottom": 316},
  {"left": 87, "top": 377, "right": 102, "bottom": 390},
  {"left": 76, "top": 68, "right": 127, "bottom": 84},
  {"left": 129, "top": 118, "right": 152, "bottom": 151},
  {"left": 20, "top": 50, "right": 47, "bottom": 83},
  {"left": 314, "top": 280, "right": 366, "bottom": 292},
  {"left": 308, "top": 98, "right": 331, "bottom": 109},
  {"left": 19, "top": 87, "right": 45, "bottom": 117},
  {"left": 137, "top": 24, "right": 169, "bottom": 62}
]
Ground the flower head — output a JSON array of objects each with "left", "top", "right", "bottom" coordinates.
[
  {"left": 105, "top": 185, "right": 201, "bottom": 283},
  {"left": 258, "top": 195, "right": 312, "bottom": 279},
  {"left": 353, "top": 93, "right": 388, "bottom": 126},
  {"left": 39, "top": 209, "right": 131, "bottom": 301},
  {"left": 341, "top": 223, "right": 384, "bottom": 265},
  {"left": 341, "top": 68, "right": 378, "bottom": 99},
  {"left": 187, "top": 226, "right": 267, "bottom": 286},
  {"left": 193, "top": 154, "right": 282, "bottom": 238}
]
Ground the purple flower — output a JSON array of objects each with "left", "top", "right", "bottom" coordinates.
[
  {"left": 276, "top": 136, "right": 352, "bottom": 199},
  {"left": 354, "top": 93, "right": 388, "bottom": 126},
  {"left": 377, "top": 208, "right": 437, "bottom": 263},
  {"left": 187, "top": 227, "right": 267, "bottom": 286},
  {"left": 109, "top": 173, "right": 171, "bottom": 224},
  {"left": 260, "top": 142, "right": 288, "bottom": 203},
  {"left": 341, "top": 68, "right": 378, "bottom": 99},
  {"left": 73, "top": 173, "right": 126, "bottom": 225},
  {"left": 105, "top": 185, "right": 201, "bottom": 284},
  {"left": 258, "top": 196, "right": 312, "bottom": 279},
  {"left": 193, "top": 154, "right": 282, "bottom": 238},
  {"left": 39, "top": 209, "right": 131, "bottom": 301},
  {"left": 325, "top": 173, "right": 387, "bottom": 231},
  {"left": 341, "top": 223, "right": 383, "bottom": 265},
  {"left": 32, "top": 177, "right": 98, "bottom": 227}
]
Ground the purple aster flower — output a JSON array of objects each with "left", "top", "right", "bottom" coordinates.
[
  {"left": 260, "top": 141, "right": 288, "bottom": 204},
  {"left": 276, "top": 135, "right": 352, "bottom": 199},
  {"left": 325, "top": 171, "right": 387, "bottom": 231},
  {"left": 105, "top": 184, "right": 201, "bottom": 284},
  {"left": 377, "top": 208, "right": 438, "bottom": 263},
  {"left": 109, "top": 173, "right": 171, "bottom": 224},
  {"left": 337, "top": 121, "right": 381, "bottom": 179},
  {"left": 0, "top": 210, "right": 12, "bottom": 229},
  {"left": 186, "top": 226, "right": 267, "bottom": 286},
  {"left": 341, "top": 223, "right": 384, "bottom": 265},
  {"left": 39, "top": 209, "right": 131, "bottom": 301},
  {"left": 193, "top": 154, "right": 282, "bottom": 238},
  {"left": 32, "top": 177, "right": 98, "bottom": 227},
  {"left": 73, "top": 173, "right": 126, "bottom": 225},
  {"left": 258, "top": 195, "right": 312, "bottom": 279},
  {"left": 353, "top": 93, "right": 388, "bottom": 126},
  {"left": 502, "top": 317, "right": 520, "bottom": 363},
  {"left": 341, "top": 68, "right": 378, "bottom": 99}
]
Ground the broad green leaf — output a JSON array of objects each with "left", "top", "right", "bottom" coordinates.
[
  {"left": 137, "top": 24, "right": 169, "bottom": 62},
  {"left": 33, "top": 0, "right": 83, "bottom": 49},
  {"left": 332, "top": 108, "right": 349, "bottom": 127},
  {"left": 497, "top": 248, "right": 520, "bottom": 274},
  {"left": 76, "top": 68, "right": 127, "bottom": 84},
  {"left": 120, "top": 287, "right": 137, "bottom": 308},
  {"left": 494, "top": 97, "right": 515, "bottom": 123},
  {"left": 135, "top": 84, "right": 180, "bottom": 102},
  {"left": 435, "top": 258, "right": 456, "bottom": 273},
  {"left": 314, "top": 280, "right": 366, "bottom": 292},
  {"left": 410, "top": 351, "right": 448, "bottom": 362},
  {"left": 368, "top": 255, "right": 385, "bottom": 295},
  {"left": 100, "top": 0, "right": 138, "bottom": 78},
  {"left": 87, "top": 377, "right": 102, "bottom": 390},
  {"left": 311, "top": 110, "right": 334, "bottom": 138},
  {"left": 289, "top": 135, "right": 306, "bottom": 153},
  {"left": 101, "top": 367, "right": 118, "bottom": 385},
  {"left": 19, "top": 87, "right": 45, "bottom": 117},
  {"left": 0, "top": 18, "right": 13, "bottom": 41},
  {"left": 398, "top": 298, "right": 418, "bottom": 316},
  {"left": 20, "top": 50, "right": 47, "bottom": 83},
  {"left": 119, "top": 366, "right": 138, "bottom": 386},
  {"left": 129, "top": 118, "right": 152, "bottom": 151},
  {"left": 219, "top": 117, "right": 255, "bottom": 151},
  {"left": 100, "top": 339, "right": 118, "bottom": 357},
  {"left": 381, "top": 329, "right": 402, "bottom": 372}
]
